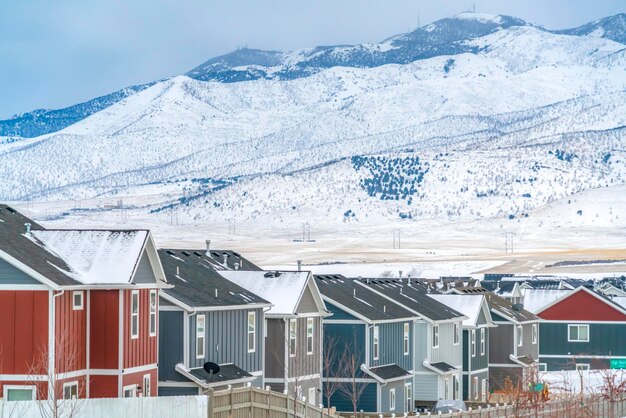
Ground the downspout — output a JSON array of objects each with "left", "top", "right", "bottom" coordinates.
[
  {"left": 283, "top": 318, "right": 289, "bottom": 392},
  {"left": 467, "top": 328, "right": 472, "bottom": 400},
  {"left": 50, "top": 290, "right": 64, "bottom": 400}
]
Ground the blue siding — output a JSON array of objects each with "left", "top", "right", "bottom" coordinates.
[
  {"left": 323, "top": 322, "right": 366, "bottom": 378},
  {"left": 326, "top": 382, "right": 377, "bottom": 413},
  {"left": 158, "top": 386, "right": 198, "bottom": 396},
  {"left": 540, "top": 322, "right": 626, "bottom": 358},
  {"left": 159, "top": 310, "right": 185, "bottom": 382},
  {"left": 0, "top": 258, "right": 40, "bottom": 284},
  {"left": 369, "top": 321, "right": 412, "bottom": 372},
  {"left": 325, "top": 302, "right": 359, "bottom": 320}
]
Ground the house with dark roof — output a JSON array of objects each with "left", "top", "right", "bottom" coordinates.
[
  {"left": 0, "top": 205, "right": 166, "bottom": 401},
  {"left": 428, "top": 294, "right": 494, "bottom": 402},
  {"left": 358, "top": 278, "right": 467, "bottom": 409},
  {"left": 449, "top": 287, "right": 539, "bottom": 391},
  {"left": 315, "top": 275, "right": 419, "bottom": 414},
  {"left": 219, "top": 269, "right": 328, "bottom": 406},
  {"left": 527, "top": 286, "right": 626, "bottom": 372},
  {"left": 156, "top": 248, "right": 272, "bottom": 395}
]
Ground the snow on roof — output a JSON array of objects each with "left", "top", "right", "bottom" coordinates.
[
  {"left": 219, "top": 271, "right": 309, "bottom": 315},
  {"left": 428, "top": 294, "right": 484, "bottom": 326},
  {"left": 522, "top": 289, "right": 572, "bottom": 314},
  {"left": 611, "top": 296, "right": 626, "bottom": 309},
  {"left": 31, "top": 230, "right": 148, "bottom": 284}
]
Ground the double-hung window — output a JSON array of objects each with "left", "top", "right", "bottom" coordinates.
[
  {"left": 517, "top": 325, "right": 523, "bottom": 347},
  {"left": 471, "top": 329, "right": 476, "bottom": 357},
  {"left": 131, "top": 291, "right": 140, "bottom": 339},
  {"left": 480, "top": 328, "right": 486, "bottom": 355},
  {"left": 196, "top": 314, "right": 206, "bottom": 359},
  {"left": 389, "top": 388, "right": 396, "bottom": 411},
  {"left": 72, "top": 291, "right": 84, "bottom": 310},
  {"left": 403, "top": 323, "right": 410, "bottom": 355},
  {"left": 289, "top": 319, "right": 297, "bottom": 357},
  {"left": 306, "top": 318, "right": 314, "bottom": 355},
  {"left": 143, "top": 374, "right": 151, "bottom": 397},
  {"left": 432, "top": 325, "right": 439, "bottom": 348},
  {"left": 373, "top": 326, "right": 380, "bottom": 360},
  {"left": 63, "top": 381, "right": 78, "bottom": 400},
  {"left": 149, "top": 290, "right": 157, "bottom": 337},
  {"left": 532, "top": 323, "right": 537, "bottom": 344},
  {"left": 248, "top": 311, "right": 256, "bottom": 353},
  {"left": 568, "top": 324, "right": 589, "bottom": 342},
  {"left": 453, "top": 322, "right": 460, "bottom": 345}
]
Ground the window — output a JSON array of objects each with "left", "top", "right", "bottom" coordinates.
[
  {"left": 308, "top": 387, "right": 316, "bottom": 405},
  {"left": 72, "top": 291, "right": 84, "bottom": 310},
  {"left": 123, "top": 385, "right": 136, "bottom": 398},
  {"left": 568, "top": 324, "right": 589, "bottom": 342},
  {"left": 4, "top": 386, "right": 35, "bottom": 401},
  {"left": 576, "top": 363, "right": 590, "bottom": 371},
  {"left": 196, "top": 314, "right": 205, "bottom": 359},
  {"left": 472, "top": 377, "right": 479, "bottom": 400},
  {"left": 131, "top": 290, "right": 140, "bottom": 339},
  {"left": 149, "top": 290, "right": 157, "bottom": 337},
  {"left": 405, "top": 383, "right": 412, "bottom": 412},
  {"left": 389, "top": 388, "right": 396, "bottom": 411},
  {"left": 444, "top": 378, "right": 449, "bottom": 400},
  {"left": 403, "top": 322, "right": 410, "bottom": 355},
  {"left": 373, "top": 326, "right": 380, "bottom": 360},
  {"left": 248, "top": 311, "right": 256, "bottom": 353},
  {"left": 481, "top": 379, "right": 488, "bottom": 402},
  {"left": 432, "top": 325, "right": 439, "bottom": 348},
  {"left": 471, "top": 329, "right": 476, "bottom": 357},
  {"left": 306, "top": 317, "right": 314, "bottom": 355},
  {"left": 452, "top": 375, "right": 458, "bottom": 400},
  {"left": 538, "top": 363, "right": 547, "bottom": 372},
  {"left": 63, "top": 381, "right": 78, "bottom": 400},
  {"left": 480, "top": 328, "right": 486, "bottom": 355},
  {"left": 517, "top": 325, "right": 523, "bottom": 347},
  {"left": 289, "top": 319, "right": 297, "bottom": 357},
  {"left": 143, "top": 374, "right": 151, "bottom": 397},
  {"left": 453, "top": 322, "right": 460, "bottom": 345},
  {"left": 532, "top": 323, "right": 537, "bottom": 344}
]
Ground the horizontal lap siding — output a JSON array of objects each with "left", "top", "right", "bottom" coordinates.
[
  {"left": 414, "top": 374, "right": 438, "bottom": 402},
  {"left": 0, "top": 290, "right": 48, "bottom": 374},
  {"left": 90, "top": 290, "right": 119, "bottom": 369},
  {"left": 123, "top": 289, "right": 158, "bottom": 369},
  {"left": 540, "top": 322, "right": 626, "bottom": 357},
  {"left": 55, "top": 291, "right": 86, "bottom": 373}
]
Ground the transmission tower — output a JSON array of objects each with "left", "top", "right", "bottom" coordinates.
[{"left": 393, "top": 229, "right": 401, "bottom": 249}]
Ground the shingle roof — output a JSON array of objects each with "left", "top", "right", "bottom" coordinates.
[
  {"left": 177, "top": 363, "right": 254, "bottom": 388},
  {"left": 453, "top": 286, "right": 538, "bottom": 323},
  {"left": 159, "top": 249, "right": 270, "bottom": 308},
  {"left": 430, "top": 362, "right": 458, "bottom": 373},
  {"left": 366, "top": 364, "right": 412, "bottom": 382},
  {"left": 315, "top": 275, "right": 417, "bottom": 322},
  {"left": 359, "top": 278, "right": 466, "bottom": 321}
]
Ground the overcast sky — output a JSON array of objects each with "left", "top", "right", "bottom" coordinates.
[{"left": 1, "top": 0, "right": 624, "bottom": 118}]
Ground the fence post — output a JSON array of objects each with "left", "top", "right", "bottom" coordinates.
[{"left": 207, "top": 388, "right": 214, "bottom": 418}]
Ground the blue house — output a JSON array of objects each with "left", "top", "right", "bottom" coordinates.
[
  {"left": 315, "top": 275, "right": 419, "bottom": 414},
  {"left": 157, "top": 248, "right": 271, "bottom": 395}
]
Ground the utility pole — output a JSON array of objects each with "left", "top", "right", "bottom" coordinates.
[
  {"left": 228, "top": 218, "right": 236, "bottom": 235},
  {"left": 393, "top": 230, "right": 401, "bottom": 250}
]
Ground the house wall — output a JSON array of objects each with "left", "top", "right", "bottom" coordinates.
[
  {"left": 431, "top": 321, "right": 463, "bottom": 367},
  {"left": 489, "top": 323, "right": 514, "bottom": 364},
  {"left": 287, "top": 316, "right": 321, "bottom": 379},
  {"left": 489, "top": 366, "right": 522, "bottom": 391},
  {"left": 539, "top": 322, "right": 626, "bottom": 358},
  {"left": 322, "top": 322, "right": 366, "bottom": 378},
  {"left": 380, "top": 379, "right": 409, "bottom": 414},
  {"left": 265, "top": 318, "right": 286, "bottom": 379},
  {"left": 413, "top": 373, "right": 438, "bottom": 403},
  {"left": 90, "top": 375, "right": 118, "bottom": 398},
  {"left": 122, "top": 289, "right": 158, "bottom": 369},
  {"left": 517, "top": 322, "right": 539, "bottom": 359},
  {"left": 122, "top": 368, "right": 158, "bottom": 397},
  {"left": 90, "top": 290, "right": 119, "bottom": 369},
  {"left": 369, "top": 321, "right": 412, "bottom": 372},
  {"left": 0, "top": 290, "right": 49, "bottom": 374},
  {"left": 463, "top": 369, "right": 489, "bottom": 401},
  {"left": 326, "top": 382, "right": 377, "bottom": 413},
  {"left": 158, "top": 310, "right": 184, "bottom": 382},
  {"left": 540, "top": 290, "right": 626, "bottom": 321},
  {"left": 413, "top": 321, "right": 429, "bottom": 372},
  {"left": 55, "top": 290, "right": 87, "bottom": 374},
  {"left": 132, "top": 252, "right": 156, "bottom": 284},
  {"left": 0, "top": 258, "right": 40, "bottom": 284}
]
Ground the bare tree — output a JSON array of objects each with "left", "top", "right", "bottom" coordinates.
[
  {"left": 321, "top": 335, "right": 342, "bottom": 417},
  {"left": 336, "top": 342, "right": 369, "bottom": 418}
]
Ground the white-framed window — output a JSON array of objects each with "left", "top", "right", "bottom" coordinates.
[
  {"left": 3, "top": 385, "right": 36, "bottom": 401},
  {"left": 538, "top": 363, "right": 547, "bottom": 372},
  {"left": 149, "top": 290, "right": 157, "bottom": 337},
  {"left": 568, "top": 324, "right": 589, "bottom": 342},
  {"left": 196, "top": 314, "right": 206, "bottom": 359},
  {"left": 373, "top": 325, "right": 380, "bottom": 360},
  {"left": 72, "top": 291, "right": 84, "bottom": 311},
  {"left": 389, "top": 388, "right": 396, "bottom": 411},
  {"left": 143, "top": 374, "right": 151, "bottom": 397},
  {"left": 131, "top": 290, "right": 140, "bottom": 339},
  {"left": 517, "top": 325, "right": 523, "bottom": 347},
  {"left": 444, "top": 378, "right": 449, "bottom": 400},
  {"left": 63, "top": 381, "right": 78, "bottom": 400},
  {"left": 471, "top": 329, "right": 476, "bottom": 357},
  {"left": 472, "top": 377, "right": 479, "bottom": 400},
  {"left": 405, "top": 383, "right": 412, "bottom": 413},
  {"left": 480, "top": 328, "right": 486, "bottom": 355},
  {"left": 289, "top": 319, "right": 297, "bottom": 357},
  {"left": 308, "top": 387, "right": 316, "bottom": 405},
  {"left": 432, "top": 325, "right": 439, "bottom": 348},
  {"left": 248, "top": 311, "right": 256, "bottom": 353},
  {"left": 123, "top": 385, "right": 137, "bottom": 398},
  {"left": 306, "top": 317, "right": 314, "bottom": 355},
  {"left": 453, "top": 322, "right": 460, "bottom": 345},
  {"left": 532, "top": 323, "right": 538, "bottom": 345},
  {"left": 452, "top": 375, "right": 458, "bottom": 400},
  {"left": 403, "top": 322, "right": 410, "bottom": 355},
  {"left": 576, "top": 363, "right": 590, "bottom": 371}
]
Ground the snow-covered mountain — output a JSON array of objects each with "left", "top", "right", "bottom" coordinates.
[{"left": 2, "top": 12, "right": 624, "bottom": 139}]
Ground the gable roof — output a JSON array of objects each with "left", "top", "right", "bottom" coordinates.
[
  {"left": 428, "top": 294, "right": 492, "bottom": 327},
  {"left": 450, "top": 287, "right": 538, "bottom": 324},
  {"left": 522, "top": 289, "right": 572, "bottom": 314},
  {"left": 219, "top": 270, "right": 324, "bottom": 316},
  {"left": 358, "top": 278, "right": 466, "bottom": 322},
  {"left": 535, "top": 286, "right": 626, "bottom": 319},
  {"left": 158, "top": 249, "right": 270, "bottom": 310},
  {"left": 315, "top": 275, "right": 418, "bottom": 323}
]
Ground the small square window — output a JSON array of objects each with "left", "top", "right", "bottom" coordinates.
[{"left": 72, "top": 291, "right": 84, "bottom": 310}]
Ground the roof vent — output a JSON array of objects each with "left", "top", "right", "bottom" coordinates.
[
  {"left": 222, "top": 253, "right": 228, "bottom": 266},
  {"left": 24, "top": 223, "right": 31, "bottom": 237},
  {"left": 234, "top": 262, "right": 240, "bottom": 271},
  {"left": 383, "top": 305, "right": 386, "bottom": 313},
  {"left": 176, "top": 266, "right": 180, "bottom": 276},
  {"left": 181, "top": 251, "right": 190, "bottom": 257},
  {"left": 512, "top": 303, "right": 524, "bottom": 312},
  {"left": 205, "top": 240, "right": 211, "bottom": 255},
  {"left": 166, "top": 250, "right": 175, "bottom": 255},
  {"left": 353, "top": 289, "right": 356, "bottom": 298},
  {"left": 297, "top": 260, "right": 302, "bottom": 272},
  {"left": 264, "top": 272, "right": 274, "bottom": 278},
  {"left": 215, "top": 288, "right": 218, "bottom": 298}
]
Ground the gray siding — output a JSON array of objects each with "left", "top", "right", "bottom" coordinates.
[
  {"left": 470, "top": 327, "right": 489, "bottom": 371},
  {"left": 159, "top": 310, "right": 185, "bottom": 382},
  {"left": 266, "top": 318, "right": 285, "bottom": 379},
  {"left": 296, "top": 284, "right": 319, "bottom": 314},
  {"left": 158, "top": 386, "right": 199, "bottom": 396},
  {"left": 132, "top": 251, "right": 156, "bottom": 284},
  {"left": 489, "top": 323, "right": 514, "bottom": 364},
  {"left": 189, "top": 308, "right": 264, "bottom": 375},
  {"left": 369, "top": 321, "right": 412, "bottom": 372},
  {"left": 413, "top": 321, "right": 430, "bottom": 373},
  {"left": 414, "top": 374, "right": 438, "bottom": 403},
  {"left": 431, "top": 321, "right": 463, "bottom": 368},
  {"left": 381, "top": 379, "right": 410, "bottom": 413},
  {"left": 288, "top": 316, "right": 321, "bottom": 379},
  {"left": 463, "top": 369, "right": 489, "bottom": 401},
  {"left": 0, "top": 258, "right": 40, "bottom": 284},
  {"left": 517, "top": 322, "right": 539, "bottom": 360}
]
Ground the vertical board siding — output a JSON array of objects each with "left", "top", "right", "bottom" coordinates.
[
  {"left": 265, "top": 319, "right": 285, "bottom": 379},
  {"left": 123, "top": 289, "right": 158, "bottom": 369},
  {"left": 489, "top": 323, "right": 513, "bottom": 364},
  {"left": 471, "top": 327, "right": 489, "bottom": 371},
  {"left": 55, "top": 290, "right": 87, "bottom": 373},
  {"left": 90, "top": 290, "right": 119, "bottom": 369},
  {"left": 90, "top": 375, "right": 118, "bottom": 398},
  {"left": 323, "top": 323, "right": 366, "bottom": 377},
  {"left": 380, "top": 379, "right": 409, "bottom": 413},
  {"left": 518, "top": 322, "right": 539, "bottom": 359},
  {"left": 431, "top": 322, "right": 462, "bottom": 367},
  {"left": 369, "top": 321, "right": 412, "bottom": 372},
  {"left": 540, "top": 290, "right": 626, "bottom": 321},
  {"left": 413, "top": 322, "right": 429, "bottom": 372},
  {"left": 0, "top": 290, "right": 48, "bottom": 374},
  {"left": 188, "top": 308, "right": 264, "bottom": 375},
  {"left": 158, "top": 311, "right": 184, "bottom": 381},
  {"left": 288, "top": 316, "right": 321, "bottom": 378},
  {"left": 327, "top": 382, "right": 377, "bottom": 413},
  {"left": 540, "top": 322, "right": 626, "bottom": 357},
  {"left": 122, "top": 368, "right": 158, "bottom": 396}
]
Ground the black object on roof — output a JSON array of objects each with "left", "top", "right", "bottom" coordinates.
[
  {"left": 430, "top": 362, "right": 458, "bottom": 373},
  {"left": 366, "top": 364, "right": 412, "bottom": 382},
  {"left": 159, "top": 249, "right": 270, "bottom": 308},
  {"left": 315, "top": 275, "right": 417, "bottom": 322},
  {"left": 185, "top": 363, "right": 253, "bottom": 386},
  {"left": 359, "top": 278, "right": 465, "bottom": 321}
]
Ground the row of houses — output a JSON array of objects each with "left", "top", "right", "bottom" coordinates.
[{"left": 1, "top": 205, "right": 625, "bottom": 414}]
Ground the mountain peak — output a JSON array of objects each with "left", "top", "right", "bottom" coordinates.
[{"left": 452, "top": 12, "right": 505, "bottom": 24}]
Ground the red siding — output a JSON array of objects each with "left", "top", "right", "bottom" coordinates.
[
  {"left": 0, "top": 291, "right": 49, "bottom": 374},
  {"left": 90, "top": 375, "right": 118, "bottom": 398},
  {"left": 0, "top": 381, "right": 48, "bottom": 400},
  {"left": 122, "top": 368, "right": 158, "bottom": 397},
  {"left": 54, "top": 375, "right": 87, "bottom": 399},
  {"left": 540, "top": 290, "right": 626, "bottom": 321},
  {"left": 123, "top": 289, "right": 158, "bottom": 369},
  {"left": 90, "top": 290, "right": 119, "bottom": 369},
  {"left": 55, "top": 291, "right": 87, "bottom": 373}
]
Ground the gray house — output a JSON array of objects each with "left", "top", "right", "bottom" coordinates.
[
  {"left": 451, "top": 287, "right": 539, "bottom": 391},
  {"left": 220, "top": 270, "right": 328, "bottom": 406},
  {"left": 157, "top": 249, "right": 272, "bottom": 395},
  {"left": 315, "top": 275, "right": 419, "bottom": 414},
  {"left": 359, "top": 279, "right": 466, "bottom": 408},
  {"left": 429, "top": 294, "right": 494, "bottom": 401}
]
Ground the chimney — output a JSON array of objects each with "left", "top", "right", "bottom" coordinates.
[
  {"left": 215, "top": 288, "right": 218, "bottom": 298},
  {"left": 222, "top": 253, "right": 228, "bottom": 266},
  {"left": 205, "top": 240, "right": 211, "bottom": 255},
  {"left": 399, "top": 270, "right": 403, "bottom": 279},
  {"left": 297, "top": 260, "right": 302, "bottom": 272},
  {"left": 176, "top": 266, "right": 180, "bottom": 276},
  {"left": 353, "top": 289, "right": 356, "bottom": 298},
  {"left": 24, "top": 223, "right": 31, "bottom": 237},
  {"left": 383, "top": 305, "right": 386, "bottom": 313}
]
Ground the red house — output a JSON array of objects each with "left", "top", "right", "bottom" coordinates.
[{"left": 0, "top": 205, "right": 167, "bottom": 401}]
